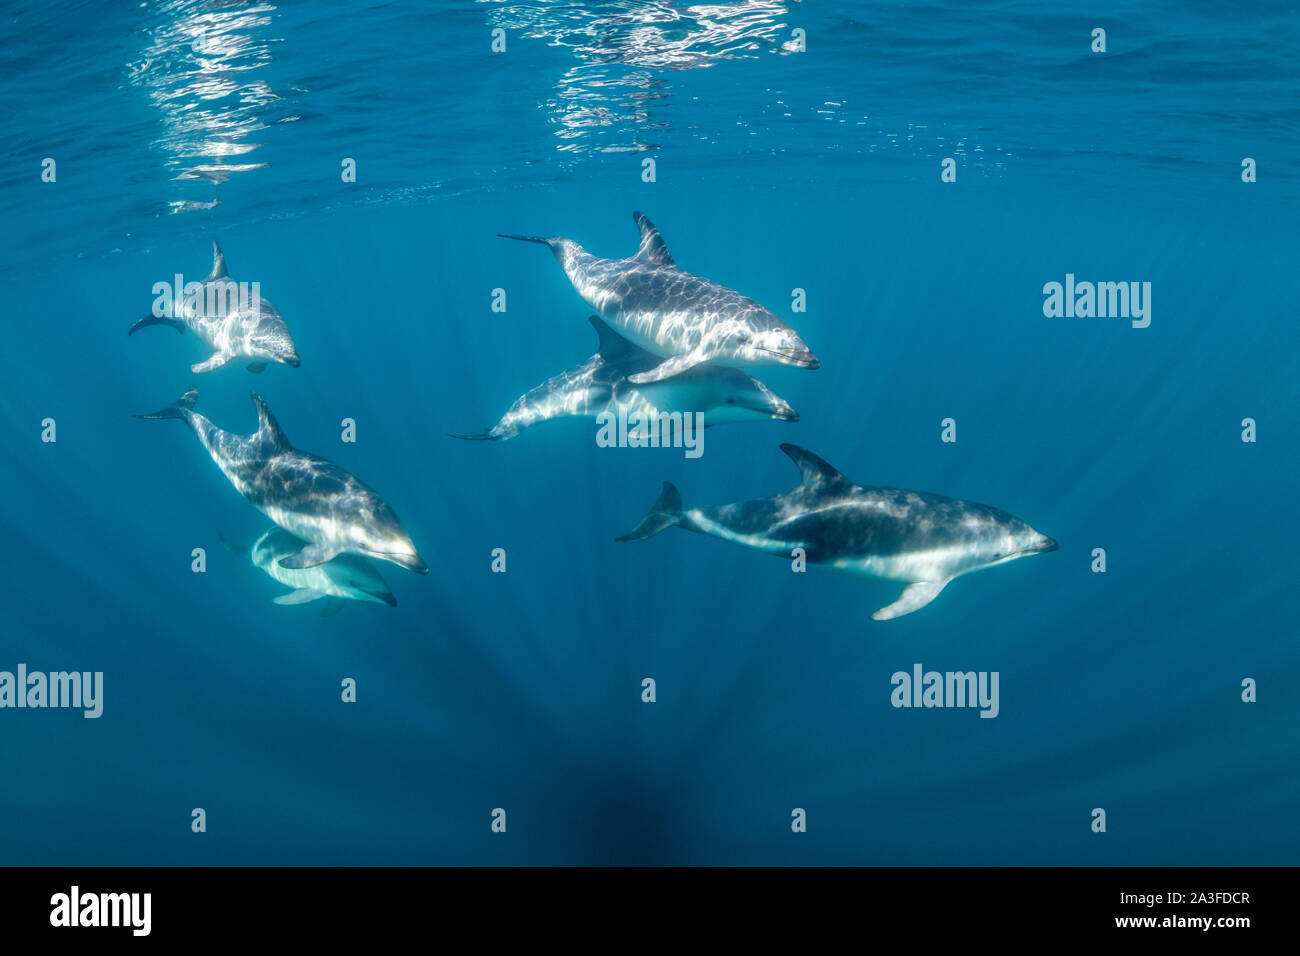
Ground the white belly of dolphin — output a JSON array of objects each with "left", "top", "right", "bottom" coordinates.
[
  {"left": 608, "top": 309, "right": 673, "bottom": 357},
  {"left": 612, "top": 307, "right": 747, "bottom": 365},
  {"left": 836, "top": 547, "right": 972, "bottom": 583},
  {"left": 566, "top": 278, "right": 675, "bottom": 358},
  {"left": 263, "top": 504, "right": 339, "bottom": 550}
]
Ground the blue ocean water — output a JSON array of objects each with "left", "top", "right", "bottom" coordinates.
[{"left": 1, "top": 0, "right": 1297, "bottom": 865}]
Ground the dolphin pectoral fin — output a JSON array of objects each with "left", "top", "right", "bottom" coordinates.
[
  {"left": 627, "top": 352, "right": 707, "bottom": 385},
  {"left": 872, "top": 581, "right": 949, "bottom": 621},
  {"left": 278, "top": 545, "right": 339, "bottom": 570},
  {"left": 273, "top": 588, "right": 327, "bottom": 605},
  {"left": 247, "top": 362, "right": 268, "bottom": 374},
  {"left": 320, "top": 597, "right": 345, "bottom": 617},
  {"left": 192, "top": 351, "right": 233, "bottom": 374}
]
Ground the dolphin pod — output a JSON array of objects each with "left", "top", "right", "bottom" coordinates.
[
  {"left": 477, "top": 212, "right": 1054, "bottom": 621},
  {"left": 133, "top": 217, "right": 1054, "bottom": 622},
  {"left": 617, "top": 444, "right": 1057, "bottom": 621},
  {"left": 130, "top": 241, "right": 413, "bottom": 612}
]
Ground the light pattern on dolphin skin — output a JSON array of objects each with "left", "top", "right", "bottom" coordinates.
[
  {"left": 618, "top": 443, "right": 1057, "bottom": 621},
  {"left": 498, "top": 212, "right": 818, "bottom": 383},
  {"left": 134, "top": 386, "right": 427, "bottom": 574},
  {"left": 249, "top": 528, "right": 397, "bottom": 607},
  {"left": 128, "top": 240, "right": 300, "bottom": 374},
  {"left": 453, "top": 315, "right": 798, "bottom": 440}
]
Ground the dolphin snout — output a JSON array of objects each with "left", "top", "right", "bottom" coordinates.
[
  {"left": 750, "top": 329, "right": 819, "bottom": 370},
  {"left": 370, "top": 545, "right": 428, "bottom": 573},
  {"left": 1030, "top": 534, "right": 1058, "bottom": 554},
  {"left": 781, "top": 346, "right": 819, "bottom": 369},
  {"left": 285, "top": 355, "right": 301, "bottom": 368},
  {"left": 772, "top": 403, "right": 800, "bottom": 423},
  {"left": 767, "top": 349, "right": 818, "bottom": 369},
  {"left": 402, "top": 554, "right": 429, "bottom": 574}
]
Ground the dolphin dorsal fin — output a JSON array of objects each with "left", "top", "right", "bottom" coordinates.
[
  {"left": 250, "top": 392, "right": 290, "bottom": 450},
  {"left": 587, "top": 315, "right": 641, "bottom": 359},
  {"left": 631, "top": 211, "right": 674, "bottom": 267},
  {"left": 780, "top": 444, "right": 853, "bottom": 491},
  {"left": 209, "top": 240, "right": 229, "bottom": 281}
]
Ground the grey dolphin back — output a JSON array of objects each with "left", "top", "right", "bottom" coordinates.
[
  {"left": 128, "top": 239, "right": 229, "bottom": 337},
  {"left": 452, "top": 319, "right": 640, "bottom": 442},
  {"left": 497, "top": 213, "right": 672, "bottom": 267},
  {"left": 616, "top": 482, "right": 683, "bottom": 542}
]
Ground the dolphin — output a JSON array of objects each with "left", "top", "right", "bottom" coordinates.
[
  {"left": 617, "top": 443, "right": 1057, "bottom": 621},
  {"left": 452, "top": 315, "right": 798, "bottom": 441},
  {"left": 498, "top": 212, "right": 818, "bottom": 384},
  {"left": 134, "top": 386, "right": 427, "bottom": 574},
  {"left": 247, "top": 528, "right": 397, "bottom": 607},
  {"left": 128, "top": 240, "right": 300, "bottom": 374}
]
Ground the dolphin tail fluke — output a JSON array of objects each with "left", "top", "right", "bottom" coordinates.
[
  {"left": 133, "top": 385, "right": 199, "bottom": 421},
  {"left": 616, "top": 482, "right": 683, "bottom": 542},
  {"left": 128, "top": 313, "right": 185, "bottom": 336}
]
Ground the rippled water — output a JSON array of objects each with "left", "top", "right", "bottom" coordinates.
[
  {"left": 6, "top": 0, "right": 1296, "bottom": 270},
  {"left": 125, "top": 2, "right": 287, "bottom": 189},
  {"left": 1, "top": 1, "right": 1297, "bottom": 865}
]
